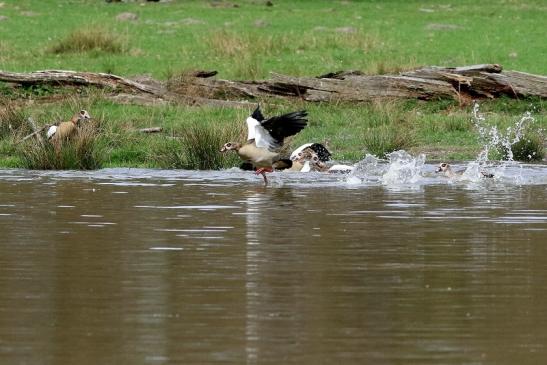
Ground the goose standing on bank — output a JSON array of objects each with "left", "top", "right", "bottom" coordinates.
[
  {"left": 47, "top": 110, "right": 92, "bottom": 142},
  {"left": 220, "top": 105, "right": 308, "bottom": 185}
]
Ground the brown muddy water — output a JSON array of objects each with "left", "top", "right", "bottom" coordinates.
[{"left": 1, "top": 164, "right": 547, "bottom": 365}]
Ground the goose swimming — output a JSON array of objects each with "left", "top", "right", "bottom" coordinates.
[{"left": 436, "top": 162, "right": 494, "bottom": 178}]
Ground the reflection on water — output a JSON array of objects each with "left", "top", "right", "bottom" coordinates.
[{"left": 0, "top": 167, "right": 546, "bottom": 364}]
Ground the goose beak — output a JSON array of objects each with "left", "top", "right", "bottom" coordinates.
[{"left": 435, "top": 167, "right": 442, "bottom": 173}]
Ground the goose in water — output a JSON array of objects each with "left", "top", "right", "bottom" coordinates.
[
  {"left": 290, "top": 142, "right": 332, "bottom": 163},
  {"left": 220, "top": 105, "right": 308, "bottom": 185},
  {"left": 288, "top": 143, "right": 331, "bottom": 172},
  {"left": 289, "top": 146, "right": 355, "bottom": 174},
  {"left": 436, "top": 162, "right": 494, "bottom": 178},
  {"left": 47, "top": 110, "right": 92, "bottom": 141},
  {"left": 288, "top": 147, "right": 327, "bottom": 172}
]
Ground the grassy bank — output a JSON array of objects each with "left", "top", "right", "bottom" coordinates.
[
  {"left": 1, "top": 93, "right": 544, "bottom": 169},
  {"left": 0, "top": 0, "right": 545, "bottom": 168},
  {"left": 1, "top": 0, "right": 546, "bottom": 77}
]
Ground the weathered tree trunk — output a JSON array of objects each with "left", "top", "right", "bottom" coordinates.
[
  {"left": 138, "top": 127, "right": 163, "bottom": 133},
  {"left": 402, "top": 64, "right": 547, "bottom": 99},
  {"left": 0, "top": 70, "right": 165, "bottom": 96},
  {"left": 18, "top": 118, "right": 49, "bottom": 144},
  {"left": 1, "top": 65, "right": 545, "bottom": 106}
]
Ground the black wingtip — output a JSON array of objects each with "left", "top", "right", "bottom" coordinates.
[
  {"left": 251, "top": 104, "right": 265, "bottom": 121},
  {"left": 310, "top": 143, "right": 332, "bottom": 162}
]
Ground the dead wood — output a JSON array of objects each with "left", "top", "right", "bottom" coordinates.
[
  {"left": 18, "top": 118, "right": 49, "bottom": 144},
  {"left": 138, "top": 127, "right": 163, "bottom": 133},
  {"left": 1, "top": 65, "right": 545, "bottom": 106},
  {"left": 0, "top": 70, "right": 165, "bottom": 96}
]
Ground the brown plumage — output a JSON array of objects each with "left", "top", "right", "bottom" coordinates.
[
  {"left": 48, "top": 110, "right": 91, "bottom": 143},
  {"left": 287, "top": 148, "right": 327, "bottom": 172},
  {"left": 435, "top": 162, "right": 494, "bottom": 179},
  {"left": 220, "top": 105, "right": 308, "bottom": 185}
]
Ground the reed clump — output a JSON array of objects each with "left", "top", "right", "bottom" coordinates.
[
  {"left": 49, "top": 28, "right": 125, "bottom": 54},
  {"left": 501, "top": 133, "right": 545, "bottom": 162},
  {"left": 155, "top": 123, "right": 242, "bottom": 170},
  {"left": 0, "top": 100, "right": 29, "bottom": 138},
  {"left": 358, "top": 101, "right": 416, "bottom": 158},
  {"left": 18, "top": 123, "right": 104, "bottom": 169},
  {"left": 362, "top": 124, "right": 414, "bottom": 158}
]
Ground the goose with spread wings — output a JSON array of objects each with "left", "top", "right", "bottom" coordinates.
[{"left": 220, "top": 105, "right": 308, "bottom": 185}]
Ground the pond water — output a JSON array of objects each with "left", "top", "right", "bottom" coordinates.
[{"left": 1, "top": 162, "right": 546, "bottom": 364}]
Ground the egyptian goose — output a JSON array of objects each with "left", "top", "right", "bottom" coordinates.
[
  {"left": 290, "top": 143, "right": 356, "bottom": 173},
  {"left": 435, "top": 162, "right": 494, "bottom": 178},
  {"left": 221, "top": 105, "right": 308, "bottom": 184},
  {"left": 288, "top": 147, "right": 327, "bottom": 172},
  {"left": 290, "top": 142, "right": 332, "bottom": 163},
  {"left": 47, "top": 110, "right": 91, "bottom": 141}
]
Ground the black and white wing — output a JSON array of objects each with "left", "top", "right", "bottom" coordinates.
[
  {"left": 290, "top": 142, "right": 331, "bottom": 162},
  {"left": 256, "top": 110, "right": 308, "bottom": 150}
]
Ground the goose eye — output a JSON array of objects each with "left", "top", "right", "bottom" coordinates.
[
  {"left": 441, "top": 163, "right": 447, "bottom": 167},
  {"left": 226, "top": 143, "right": 232, "bottom": 147},
  {"left": 80, "top": 110, "right": 85, "bottom": 115}
]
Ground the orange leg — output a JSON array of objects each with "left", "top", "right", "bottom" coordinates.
[{"left": 254, "top": 167, "right": 273, "bottom": 185}]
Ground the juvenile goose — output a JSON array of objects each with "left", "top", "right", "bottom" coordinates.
[
  {"left": 221, "top": 105, "right": 308, "bottom": 184},
  {"left": 288, "top": 148, "right": 327, "bottom": 172},
  {"left": 290, "top": 142, "right": 332, "bottom": 163},
  {"left": 435, "top": 162, "right": 494, "bottom": 178},
  {"left": 47, "top": 110, "right": 92, "bottom": 141}
]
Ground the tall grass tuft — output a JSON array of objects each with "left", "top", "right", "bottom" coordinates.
[
  {"left": 49, "top": 28, "right": 125, "bottom": 54},
  {"left": 0, "top": 101, "right": 29, "bottom": 138},
  {"left": 202, "top": 29, "right": 382, "bottom": 79},
  {"left": 18, "top": 123, "right": 103, "bottom": 169},
  {"left": 500, "top": 133, "right": 545, "bottom": 162},
  {"left": 361, "top": 124, "right": 414, "bottom": 158},
  {"left": 155, "top": 122, "right": 243, "bottom": 170}
]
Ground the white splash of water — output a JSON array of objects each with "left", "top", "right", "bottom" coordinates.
[
  {"left": 472, "top": 102, "right": 536, "bottom": 164},
  {"left": 350, "top": 154, "right": 386, "bottom": 183},
  {"left": 382, "top": 150, "right": 426, "bottom": 185},
  {"left": 347, "top": 150, "right": 426, "bottom": 186}
]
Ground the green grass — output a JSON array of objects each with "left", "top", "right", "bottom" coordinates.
[
  {"left": 0, "top": 1, "right": 545, "bottom": 168},
  {"left": 18, "top": 122, "right": 103, "bottom": 169},
  {"left": 0, "top": 0, "right": 545, "bottom": 78}
]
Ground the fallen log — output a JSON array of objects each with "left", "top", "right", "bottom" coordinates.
[
  {"left": 138, "top": 127, "right": 163, "bottom": 133},
  {"left": 1, "top": 65, "right": 545, "bottom": 105},
  {"left": 18, "top": 118, "right": 49, "bottom": 144},
  {"left": 402, "top": 65, "right": 547, "bottom": 98},
  {"left": 0, "top": 70, "right": 165, "bottom": 96}
]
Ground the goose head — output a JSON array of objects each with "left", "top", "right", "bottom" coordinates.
[
  {"left": 71, "top": 110, "right": 92, "bottom": 124},
  {"left": 435, "top": 162, "right": 451, "bottom": 174},
  {"left": 295, "top": 148, "right": 327, "bottom": 170},
  {"left": 220, "top": 142, "right": 241, "bottom": 153}
]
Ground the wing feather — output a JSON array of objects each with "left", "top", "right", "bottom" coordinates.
[{"left": 259, "top": 110, "right": 308, "bottom": 148}]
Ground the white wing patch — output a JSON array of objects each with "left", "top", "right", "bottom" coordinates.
[
  {"left": 245, "top": 116, "right": 259, "bottom": 141},
  {"left": 289, "top": 143, "right": 313, "bottom": 160},
  {"left": 246, "top": 116, "right": 276, "bottom": 150},
  {"left": 254, "top": 124, "right": 277, "bottom": 150},
  {"left": 46, "top": 125, "right": 57, "bottom": 139}
]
